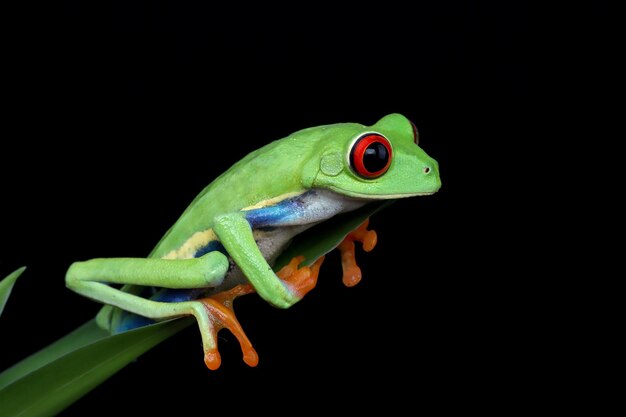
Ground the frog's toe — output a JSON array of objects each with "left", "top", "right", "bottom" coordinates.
[{"left": 337, "top": 218, "right": 378, "bottom": 287}]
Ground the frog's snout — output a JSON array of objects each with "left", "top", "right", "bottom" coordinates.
[{"left": 420, "top": 158, "right": 441, "bottom": 193}]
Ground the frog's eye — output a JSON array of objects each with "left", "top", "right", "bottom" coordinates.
[
  {"left": 410, "top": 120, "right": 419, "bottom": 145},
  {"left": 349, "top": 133, "right": 393, "bottom": 179}
]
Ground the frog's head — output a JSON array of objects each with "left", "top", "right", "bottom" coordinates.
[{"left": 303, "top": 113, "right": 441, "bottom": 199}]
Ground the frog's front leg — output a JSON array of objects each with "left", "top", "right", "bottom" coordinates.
[
  {"left": 213, "top": 212, "right": 317, "bottom": 308},
  {"left": 65, "top": 252, "right": 235, "bottom": 367}
]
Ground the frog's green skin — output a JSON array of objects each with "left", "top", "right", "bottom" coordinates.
[{"left": 66, "top": 113, "right": 441, "bottom": 367}]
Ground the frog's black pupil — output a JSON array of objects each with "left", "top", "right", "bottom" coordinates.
[{"left": 363, "top": 142, "right": 389, "bottom": 173}]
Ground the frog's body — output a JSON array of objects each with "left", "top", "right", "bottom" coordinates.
[
  {"left": 117, "top": 189, "right": 366, "bottom": 331},
  {"left": 66, "top": 114, "right": 441, "bottom": 369}
]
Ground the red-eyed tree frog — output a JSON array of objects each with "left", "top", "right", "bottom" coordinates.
[{"left": 66, "top": 113, "right": 441, "bottom": 370}]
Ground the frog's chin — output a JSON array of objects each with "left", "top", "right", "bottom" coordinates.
[{"left": 326, "top": 186, "right": 436, "bottom": 200}]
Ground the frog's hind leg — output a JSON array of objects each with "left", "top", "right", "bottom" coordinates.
[
  {"left": 96, "top": 284, "right": 147, "bottom": 331},
  {"left": 66, "top": 251, "right": 232, "bottom": 368}
]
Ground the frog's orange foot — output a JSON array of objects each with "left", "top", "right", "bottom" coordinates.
[
  {"left": 277, "top": 255, "right": 325, "bottom": 299},
  {"left": 198, "top": 284, "right": 258, "bottom": 370},
  {"left": 338, "top": 218, "right": 378, "bottom": 287}
]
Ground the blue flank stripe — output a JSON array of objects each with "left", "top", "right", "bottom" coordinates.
[
  {"left": 194, "top": 239, "right": 226, "bottom": 258},
  {"left": 244, "top": 191, "right": 309, "bottom": 227},
  {"left": 115, "top": 314, "right": 155, "bottom": 332}
]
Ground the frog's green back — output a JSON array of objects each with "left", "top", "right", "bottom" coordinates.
[{"left": 149, "top": 122, "right": 364, "bottom": 259}]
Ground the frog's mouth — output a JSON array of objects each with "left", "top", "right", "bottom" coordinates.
[{"left": 327, "top": 186, "right": 437, "bottom": 200}]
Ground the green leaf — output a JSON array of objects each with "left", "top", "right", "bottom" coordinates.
[
  {"left": 0, "top": 318, "right": 191, "bottom": 417},
  {"left": 0, "top": 200, "right": 393, "bottom": 416},
  {"left": 0, "top": 266, "right": 26, "bottom": 318},
  {"left": 0, "top": 320, "right": 109, "bottom": 389}
]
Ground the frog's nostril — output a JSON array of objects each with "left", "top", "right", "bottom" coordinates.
[{"left": 423, "top": 166, "right": 431, "bottom": 174}]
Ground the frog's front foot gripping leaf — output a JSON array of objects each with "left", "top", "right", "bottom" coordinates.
[{"left": 196, "top": 219, "right": 376, "bottom": 370}]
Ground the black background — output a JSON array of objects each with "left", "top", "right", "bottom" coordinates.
[{"left": 1, "top": 2, "right": 527, "bottom": 415}]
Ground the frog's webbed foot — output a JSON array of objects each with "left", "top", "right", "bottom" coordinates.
[
  {"left": 338, "top": 218, "right": 377, "bottom": 287},
  {"left": 277, "top": 255, "right": 325, "bottom": 299},
  {"left": 197, "top": 284, "right": 258, "bottom": 370}
]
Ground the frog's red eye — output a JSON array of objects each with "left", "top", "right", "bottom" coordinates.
[
  {"left": 349, "top": 133, "right": 393, "bottom": 179},
  {"left": 410, "top": 120, "right": 419, "bottom": 145}
]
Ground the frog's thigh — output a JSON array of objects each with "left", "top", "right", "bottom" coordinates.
[
  {"left": 66, "top": 251, "right": 229, "bottom": 326},
  {"left": 67, "top": 251, "right": 229, "bottom": 289}
]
